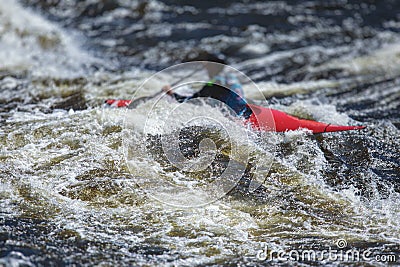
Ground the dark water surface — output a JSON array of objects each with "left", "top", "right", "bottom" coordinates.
[{"left": 1, "top": 0, "right": 399, "bottom": 266}]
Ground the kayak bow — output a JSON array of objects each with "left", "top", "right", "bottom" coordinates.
[
  {"left": 104, "top": 99, "right": 366, "bottom": 134},
  {"left": 246, "top": 104, "right": 366, "bottom": 133}
]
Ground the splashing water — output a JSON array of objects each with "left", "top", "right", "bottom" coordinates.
[{"left": 1, "top": 0, "right": 400, "bottom": 266}]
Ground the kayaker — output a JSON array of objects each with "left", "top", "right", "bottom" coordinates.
[
  {"left": 162, "top": 73, "right": 253, "bottom": 119},
  {"left": 104, "top": 54, "right": 366, "bottom": 133}
]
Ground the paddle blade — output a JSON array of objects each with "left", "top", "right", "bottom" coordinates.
[{"left": 104, "top": 99, "right": 132, "bottom": 107}]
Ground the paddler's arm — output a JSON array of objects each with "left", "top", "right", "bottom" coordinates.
[{"left": 162, "top": 84, "right": 201, "bottom": 103}]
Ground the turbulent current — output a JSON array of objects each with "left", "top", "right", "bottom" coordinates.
[{"left": 1, "top": 0, "right": 399, "bottom": 266}]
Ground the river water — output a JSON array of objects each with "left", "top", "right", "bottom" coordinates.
[{"left": 1, "top": 0, "right": 399, "bottom": 266}]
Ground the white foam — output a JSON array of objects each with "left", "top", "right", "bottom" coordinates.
[
  {"left": 245, "top": 79, "right": 341, "bottom": 99},
  {"left": 314, "top": 39, "right": 400, "bottom": 77},
  {"left": 0, "top": 0, "right": 99, "bottom": 78}
]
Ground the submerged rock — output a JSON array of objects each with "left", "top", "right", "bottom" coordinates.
[{"left": 51, "top": 91, "right": 87, "bottom": 111}]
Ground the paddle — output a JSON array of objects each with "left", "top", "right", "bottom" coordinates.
[{"left": 128, "top": 64, "right": 212, "bottom": 109}]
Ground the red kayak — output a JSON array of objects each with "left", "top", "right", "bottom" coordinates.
[
  {"left": 105, "top": 99, "right": 366, "bottom": 134},
  {"left": 245, "top": 104, "right": 365, "bottom": 134}
]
